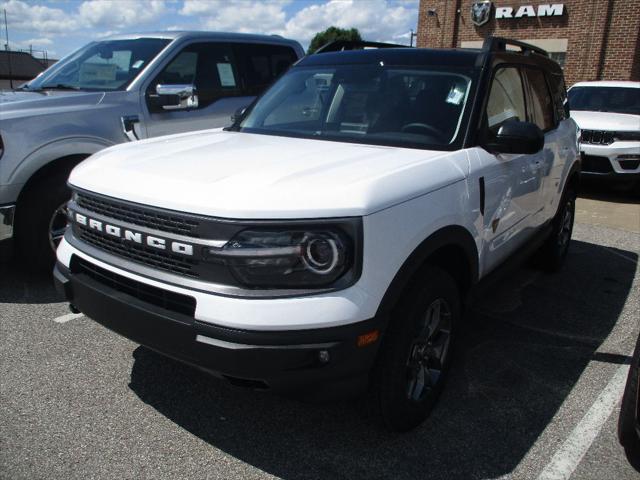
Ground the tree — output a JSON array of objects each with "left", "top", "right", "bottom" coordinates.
[{"left": 307, "top": 26, "right": 362, "bottom": 54}]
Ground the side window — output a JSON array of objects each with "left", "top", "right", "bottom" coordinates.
[
  {"left": 525, "top": 68, "right": 556, "bottom": 131},
  {"left": 155, "top": 50, "right": 197, "bottom": 85},
  {"left": 485, "top": 67, "right": 527, "bottom": 137},
  {"left": 547, "top": 72, "right": 569, "bottom": 120},
  {"left": 148, "top": 42, "right": 242, "bottom": 111},
  {"left": 233, "top": 43, "right": 298, "bottom": 96}
]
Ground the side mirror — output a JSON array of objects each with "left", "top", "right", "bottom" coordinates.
[
  {"left": 231, "top": 107, "right": 246, "bottom": 124},
  {"left": 486, "top": 120, "right": 544, "bottom": 155},
  {"left": 155, "top": 84, "right": 198, "bottom": 111}
]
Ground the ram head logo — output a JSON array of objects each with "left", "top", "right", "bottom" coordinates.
[{"left": 471, "top": 1, "right": 493, "bottom": 27}]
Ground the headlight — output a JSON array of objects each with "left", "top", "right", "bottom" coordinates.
[{"left": 208, "top": 227, "right": 357, "bottom": 289}]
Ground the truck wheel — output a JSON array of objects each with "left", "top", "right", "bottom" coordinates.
[
  {"left": 367, "top": 267, "right": 460, "bottom": 432},
  {"left": 537, "top": 187, "right": 576, "bottom": 272},
  {"left": 16, "top": 174, "right": 71, "bottom": 271}
]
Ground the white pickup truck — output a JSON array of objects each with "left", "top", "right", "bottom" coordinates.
[{"left": 54, "top": 38, "right": 580, "bottom": 431}]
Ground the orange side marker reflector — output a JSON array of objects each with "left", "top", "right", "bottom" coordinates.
[{"left": 357, "top": 330, "right": 379, "bottom": 347}]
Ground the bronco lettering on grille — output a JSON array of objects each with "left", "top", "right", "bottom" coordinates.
[{"left": 73, "top": 211, "right": 194, "bottom": 256}]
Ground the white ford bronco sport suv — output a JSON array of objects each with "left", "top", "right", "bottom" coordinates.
[{"left": 54, "top": 38, "right": 580, "bottom": 431}]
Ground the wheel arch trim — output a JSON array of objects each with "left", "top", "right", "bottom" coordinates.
[{"left": 374, "top": 225, "right": 479, "bottom": 319}]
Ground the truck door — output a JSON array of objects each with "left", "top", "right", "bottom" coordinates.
[
  {"left": 522, "top": 66, "right": 567, "bottom": 227},
  {"left": 141, "top": 42, "right": 254, "bottom": 138},
  {"left": 475, "top": 66, "right": 542, "bottom": 273},
  {"left": 140, "top": 42, "right": 298, "bottom": 138}
]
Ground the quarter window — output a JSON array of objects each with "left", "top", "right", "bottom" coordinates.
[
  {"left": 526, "top": 68, "right": 555, "bottom": 131},
  {"left": 485, "top": 67, "right": 527, "bottom": 136}
]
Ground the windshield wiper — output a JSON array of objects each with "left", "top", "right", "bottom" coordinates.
[{"left": 40, "top": 84, "right": 81, "bottom": 91}]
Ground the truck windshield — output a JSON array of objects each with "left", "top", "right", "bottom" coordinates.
[
  {"left": 237, "top": 65, "right": 473, "bottom": 150},
  {"left": 24, "top": 38, "right": 171, "bottom": 92},
  {"left": 568, "top": 86, "right": 640, "bottom": 115}
]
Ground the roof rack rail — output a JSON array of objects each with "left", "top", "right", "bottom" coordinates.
[
  {"left": 482, "top": 36, "right": 549, "bottom": 57},
  {"left": 314, "top": 40, "right": 410, "bottom": 54}
]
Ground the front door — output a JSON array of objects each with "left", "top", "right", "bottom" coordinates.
[
  {"left": 142, "top": 42, "right": 254, "bottom": 138},
  {"left": 474, "top": 66, "right": 544, "bottom": 274}
]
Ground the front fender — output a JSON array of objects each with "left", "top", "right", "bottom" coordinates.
[{"left": 5, "top": 136, "right": 115, "bottom": 202}]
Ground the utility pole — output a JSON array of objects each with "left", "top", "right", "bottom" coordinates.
[
  {"left": 3, "top": 9, "right": 13, "bottom": 89},
  {"left": 409, "top": 29, "right": 417, "bottom": 47}
]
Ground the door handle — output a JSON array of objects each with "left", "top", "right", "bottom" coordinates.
[{"left": 121, "top": 115, "right": 140, "bottom": 141}]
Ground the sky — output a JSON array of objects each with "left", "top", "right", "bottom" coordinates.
[{"left": 0, "top": 0, "right": 420, "bottom": 59}]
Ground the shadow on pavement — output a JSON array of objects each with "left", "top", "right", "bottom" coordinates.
[
  {"left": 128, "top": 238, "right": 638, "bottom": 480},
  {"left": 0, "top": 260, "right": 62, "bottom": 304}
]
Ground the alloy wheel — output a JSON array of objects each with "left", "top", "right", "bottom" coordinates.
[{"left": 406, "top": 298, "right": 452, "bottom": 402}]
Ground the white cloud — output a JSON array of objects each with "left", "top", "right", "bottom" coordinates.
[
  {"left": 1, "top": 0, "right": 168, "bottom": 35},
  {"left": 178, "top": 0, "right": 418, "bottom": 48},
  {"left": 281, "top": 0, "right": 418, "bottom": 45},
  {"left": 0, "top": 0, "right": 76, "bottom": 34},
  {"left": 180, "top": 0, "right": 289, "bottom": 34},
  {"left": 78, "top": 0, "right": 168, "bottom": 28}
]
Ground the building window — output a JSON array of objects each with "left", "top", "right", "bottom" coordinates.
[{"left": 549, "top": 52, "right": 566, "bottom": 68}]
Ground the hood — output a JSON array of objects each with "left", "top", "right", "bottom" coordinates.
[
  {"left": 570, "top": 110, "right": 640, "bottom": 131},
  {"left": 69, "top": 130, "right": 468, "bottom": 219},
  {"left": 0, "top": 89, "right": 105, "bottom": 121}
]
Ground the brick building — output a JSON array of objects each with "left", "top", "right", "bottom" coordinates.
[{"left": 416, "top": 0, "right": 640, "bottom": 86}]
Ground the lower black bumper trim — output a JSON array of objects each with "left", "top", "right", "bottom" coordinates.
[{"left": 54, "top": 261, "right": 382, "bottom": 399}]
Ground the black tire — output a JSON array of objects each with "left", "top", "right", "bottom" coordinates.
[
  {"left": 366, "top": 266, "right": 460, "bottom": 432},
  {"left": 619, "top": 337, "right": 640, "bottom": 471},
  {"left": 537, "top": 186, "right": 576, "bottom": 272},
  {"left": 16, "top": 174, "right": 71, "bottom": 271}
]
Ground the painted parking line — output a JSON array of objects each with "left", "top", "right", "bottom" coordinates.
[
  {"left": 53, "top": 313, "right": 83, "bottom": 324},
  {"left": 536, "top": 363, "right": 630, "bottom": 480}
]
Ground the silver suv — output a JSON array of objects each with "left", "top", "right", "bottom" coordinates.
[{"left": 0, "top": 31, "right": 303, "bottom": 268}]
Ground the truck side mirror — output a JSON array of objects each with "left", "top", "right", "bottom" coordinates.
[
  {"left": 154, "top": 84, "right": 199, "bottom": 111},
  {"left": 485, "top": 120, "right": 544, "bottom": 155}
]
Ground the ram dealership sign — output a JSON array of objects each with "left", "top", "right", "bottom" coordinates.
[{"left": 471, "top": 2, "right": 565, "bottom": 26}]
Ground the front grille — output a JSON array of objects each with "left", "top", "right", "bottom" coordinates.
[
  {"left": 71, "top": 256, "right": 196, "bottom": 317},
  {"left": 77, "top": 226, "right": 198, "bottom": 277},
  {"left": 76, "top": 192, "right": 200, "bottom": 237},
  {"left": 581, "top": 130, "right": 614, "bottom": 145},
  {"left": 582, "top": 155, "right": 613, "bottom": 174}
]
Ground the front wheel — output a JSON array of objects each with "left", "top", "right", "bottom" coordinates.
[
  {"left": 366, "top": 267, "right": 460, "bottom": 432},
  {"left": 16, "top": 174, "right": 71, "bottom": 271}
]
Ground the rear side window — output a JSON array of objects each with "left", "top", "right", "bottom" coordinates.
[
  {"left": 233, "top": 43, "right": 298, "bottom": 96},
  {"left": 525, "top": 68, "right": 555, "bottom": 131},
  {"left": 547, "top": 72, "right": 569, "bottom": 120},
  {"left": 485, "top": 67, "right": 526, "bottom": 136}
]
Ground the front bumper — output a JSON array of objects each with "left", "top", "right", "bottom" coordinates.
[
  {"left": 580, "top": 142, "right": 640, "bottom": 182},
  {"left": 53, "top": 259, "right": 383, "bottom": 399}
]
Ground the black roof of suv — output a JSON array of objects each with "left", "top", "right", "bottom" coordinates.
[{"left": 299, "top": 37, "right": 563, "bottom": 76}]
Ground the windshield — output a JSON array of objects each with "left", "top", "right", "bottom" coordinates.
[
  {"left": 568, "top": 86, "right": 640, "bottom": 115},
  {"left": 24, "top": 38, "right": 171, "bottom": 91},
  {"left": 237, "top": 65, "right": 474, "bottom": 150}
]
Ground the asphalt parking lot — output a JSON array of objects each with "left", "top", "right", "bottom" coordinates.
[{"left": 1, "top": 185, "right": 639, "bottom": 480}]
